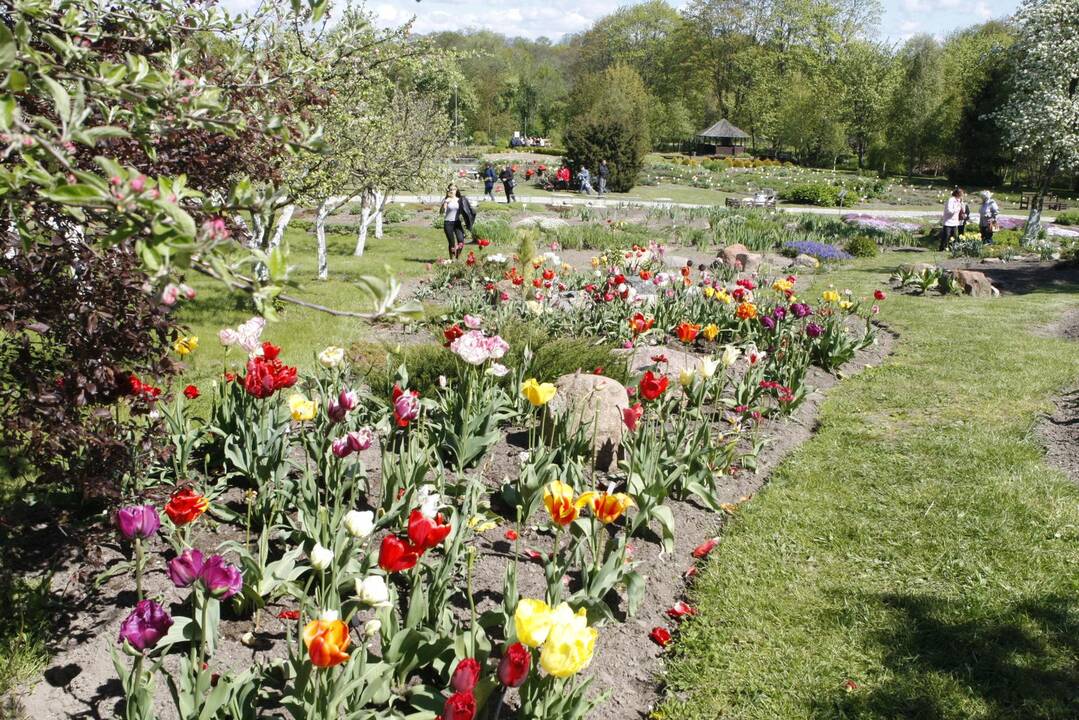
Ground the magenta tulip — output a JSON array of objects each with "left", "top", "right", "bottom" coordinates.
[
  {"left": 118, "top": 599, "right": 173, "bottom": 651},
  {"left": 347, "top": 428, "right": 373, "bottom": 452},
  {"left": 331, "top": 436, "right": 352, "bottom": 458},
  {"left": 115, "top": 505, "right": 161, "bottom": 540},
  {"left": 200, "top": 555, "right": 243, "bottom": 599},
  {"left": 339, "top": 389, "right": 359, "bottom": 411},
  {"left": 167, "top": 548, "right": 204, "bottom": 588}
]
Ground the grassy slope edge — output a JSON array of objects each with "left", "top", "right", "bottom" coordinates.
[{"left": 657, "top": 254, "right": 1079, "bottom": 719}]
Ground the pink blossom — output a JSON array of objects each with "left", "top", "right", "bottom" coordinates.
[
  {"left": 161, "top": 283, "right": 180, "bottom": 305},
  {"left": 484, "top": 334, "right": 509, "bottom": 360},
  {"left": 463, "top": 314, "right": 482, "bottom": 330},
  {"left": 347, "top": 428, "right": 374, "bottom": 452},
  {"left": 331, "top": 437, "right": 352, "bottom": 458},
  {"left": 451, "top": 330, "right": 492, "bottom": 365},
  {"left": 180, "top": 284, "right": 196, "bottom": 300},
  {"left": 130, "top": 175, "right": 146, "bottom": 192},
  {"left": 218, "top": 328, "right": 239, "bottom": 346},
  {"left": 487, "top": 363, "right": 509, "bottom": 377}
]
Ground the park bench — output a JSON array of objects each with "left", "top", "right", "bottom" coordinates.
[
  {"left": 726, "top": 188, "right": 776, "bottom": 210},
  {"left": 1019, "top": 193, "right": 1071, "bottom": 211}
]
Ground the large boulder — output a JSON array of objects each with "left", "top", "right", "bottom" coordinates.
[
  {"left": 793, "top": 253, "right": 820, "bottom": 269},
  {"left": 546, "top": 373, "right": 629, "bottom": 471},
  {"left": 953, "top": 269, "right": 999, "bottom": 297},
  {"left": 900, "top": 262, "right": 938, "bottom": 274},
  {"left": 718, "top": 243, "right": 762, "bottom": 272},
  {"left": 622, "top": 344, "right": 699, "bottom": 383}
]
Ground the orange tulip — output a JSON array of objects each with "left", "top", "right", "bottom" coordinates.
[
  {"left": 675, "top": 322, "right": 701, "bottom": 343},
  {"left": 735, "top": 302, "right": 758, "bottom": 320},
  {"left": 303, "top": 618, "right": 351, "bottom": 668},
  {"left": 543, "top": 481, "right": 588, "bottom": 526},
  {"left": 580, "top": 491, "right": 635, "bottom": 524}
]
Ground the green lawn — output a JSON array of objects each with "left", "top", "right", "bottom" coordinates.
[
  {"left": 658, "top": 254, "right": 1079, "bottom": 719},
  {"left": 174, "top": 221, "right": 445, "bottom": 393}
]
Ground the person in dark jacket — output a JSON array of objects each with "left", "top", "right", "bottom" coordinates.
[
  {"left": 598, "top": 160, "right": 609, "bottom": 195},
  {"left": 439, "top": 184, "right": 475, "bottom": 259},
  {"left": 482, "top": 163, "right": 496, "bottom": 202},
  {"left": 499, "top": 165, "right": 516, "bottom": 203}
]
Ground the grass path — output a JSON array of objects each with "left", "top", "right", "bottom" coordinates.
[{"left": 658, "top": 255, "right": 1079, "bottom": 719}]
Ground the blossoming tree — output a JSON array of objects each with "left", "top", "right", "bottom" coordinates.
[{"left": 995, "top": 0, "right": 1079, "bottom": 240}]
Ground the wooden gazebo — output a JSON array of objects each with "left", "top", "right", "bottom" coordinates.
[{"left": 695, "top": 119, "right": 749, "bottom": 156}]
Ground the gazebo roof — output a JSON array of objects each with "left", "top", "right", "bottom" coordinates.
[{"left": 697, "top": 119, "right": 749, "bottom": 141}]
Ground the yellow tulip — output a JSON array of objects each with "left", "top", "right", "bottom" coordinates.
[
  {"left": 839, "top": 300, "right": 853, "bottom": 310},
  {"left": 715, "top": 289, "right": 733, "bottom": 304},
  {"left": 701, "top": 323, "right": 719, "bottom": 341},
  {"left": 822, "top": 289, "right": 840, "bottom": 303},
  {"left": 174, "top": 335, "right": 198, "bottom": 356},
  {"left": 514, "top": 598, "right": 553, "bottom": 648},
  {"left": 679, "top": 367, "right": 696, "bottom": 387},
  {"left": 288, "top": 393, "right": 317, "bottom": 421},
  {"left": 702, "top": 286, "right": 715, "bottom": 299},
  {"left": 539, "top": 603, "right": 597, "bottom": 677},
  {"left": 521, "top": 378, "right": 557, "bottom": 407},
  {"left": 772, "top": 278, "right": 794, "bottom": 293}
]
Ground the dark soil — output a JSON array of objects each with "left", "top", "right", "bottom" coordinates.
[
  {"left": 1035, "top": 306, "right": 1079, "bottom": 486},
  {"left": 939, "top": 258, "right": 1079, "bottom": 295}
]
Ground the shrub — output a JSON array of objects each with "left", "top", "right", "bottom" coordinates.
[
  {"left": 564, "top": 116, "right": 645, "bottom": 193},
  {"left": 1053, "top": 209, "right": 1079, "bottom": 225},
  {"left": 845, "top": 235, "right": 879, "bottom": 258},
  {"left": 471, "top": 219, "right": 514, "bottom": 246},
  {"left": 782, "top": 183, "right": 843, "bottom": 207},
  {"left": 381, "top": 206, "right": 410, "bottom": 224}
]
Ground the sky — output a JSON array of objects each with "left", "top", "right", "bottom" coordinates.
[{"left": 223, "top": 0, "right": 1020, "bottom": 44}]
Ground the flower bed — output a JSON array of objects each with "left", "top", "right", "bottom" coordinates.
[{"left": 27, "top": 246, "right": 890, "bottom": 720}]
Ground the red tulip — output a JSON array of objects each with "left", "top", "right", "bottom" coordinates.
[
  {"left": 451, "top": 658, "right": 481, "bottom": 693},
  {"left": 638, "top": 371, "right": 669, "bottom": 401},
  {"left": 649, "top": 627, "right": 672, "bottom": 648},
  {"left": 692, "top": 537, "right": 718, "bottom": 559},
  {"left": 667, "top": 601, "right": 697, "bottom": 620},
  {"left": 442, "top": 690, "right": 476, "bottom": 720},
  {"left": 497, "top": 642, "right": 531, "bottom": 687},
  {"left": 407, "top": 510, "right": 452, "bottom": 551},
  {"left": 504, "top": 529, "right": 518, "bottom": 541},
  {"left": 378, "top": 534, "right": 420, "bottom": 573},
  {"left": 183, "top": 384, "right": 200, "bottom": 399},
  {"left": 874, "top": 289, "right": 886, "bottom": 300},
  {"left": 164, "top": 487, "right": 209, "bottom": 526}
]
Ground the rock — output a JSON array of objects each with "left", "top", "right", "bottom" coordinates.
[
  {"left": 663, "top": 254, "right": 691, "bottom": 269},
  {"left": 900, "top": 262, "right": 937, "bottom": 274},
  {"left": 981, "top": 257, "right": 1003, "bottom": 264},
  {"left": 718, "top": 243, "right": 750, "bottom": 265},
  {"left": 622, "top": 344, "right": 700, "bottom": 383},
  {"left": 763, "top": 254, "right": 793, "bottom": 269},
  {"left": 953, "top": 269, "right": 997, "bottom": 297},
  {"left": 546, "top": 373, "right": 629, "bottom": 471},
  {"left": 793, "top": 254, "right": 820, "bottom": 269}
]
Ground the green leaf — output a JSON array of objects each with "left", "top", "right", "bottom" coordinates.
[
  {"left": 6, "top": 69, "right": 26, "bottom": 92},
  {"left": 41, "top": 75, "right": 70, "bottom": 123},
  {"left": 39, "top": 183, "right": 107, "bottom": 203},
  {"left": 0, "top": 95, "right": 15, "bottom": 128},
  {"left": 0, "top": 23, "right": 15, "bottom": 71}
]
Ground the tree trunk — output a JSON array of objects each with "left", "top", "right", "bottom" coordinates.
[
  {"left": 354, "top": 192, "right": 373, "bottom": 257},
  {"left": 373, "top": 190, "right": 385, "bottom": 239},
  {"left": 1024, "top": 162, "right": 1056, "bottom": 244},
  {"left": 269, "top": 204, "right": 295, "bottom": 251},
  {"left": 315, "top": 196, "right": 345, "bottom": 280},
  {"left": 251, "top": 214, "right": 265, "bottom": 250}
]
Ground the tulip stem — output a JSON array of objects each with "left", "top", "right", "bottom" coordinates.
[
  {"left": 491, "top": 687, "right": 506, "bottom": 720},
  {"left": 134, "top": 537, "right": 144, "bottom": 602}
]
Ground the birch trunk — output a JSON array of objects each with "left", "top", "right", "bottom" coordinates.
[
  {"left": 316, "top": 196, "right": 345, "bottom": 280},
  {"left": 354, "top": 192, "right": 374, "bottom": 256},
  {"left": 373, "top": 190, "right": 385, "bottom": 239},
  {"left": 270, "top": 204, "right": 295, "bottom": 251}
]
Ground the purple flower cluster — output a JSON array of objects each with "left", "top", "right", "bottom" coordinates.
[
  {"left": 783, "top": 240, "right": 852, "bottom": 262},
  {"left": 842, "top": 213, "right": 921, "bottom": 233},
  {"left": 995, "top": 216, "right": 1024, "bottom": 230},
  {"left": 119, "top": 599, "right": 173, "bottom": 651},
  {"left": 166, "top": 548, "right": 243, "bottom": 599}
]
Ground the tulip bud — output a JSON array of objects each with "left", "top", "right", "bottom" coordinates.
[
  {"left": 167, "top": 548, "right": 204, "bottom": 588},
  {"left": 451, "top": 658, "right": 481, "bottom": 693},
  {"left": 310, "top": 543, "right": 334, "bottom": 571},
  {"left": 344, "top": 510, "right": 374, "bottom": 538},
  {"left": 327, "top": 400, "right": 347, "bottom": 423},
  {"left": 338, "top": 389, "right": 359, "bottom": 411},
  {"left": 355, "top": 575, "right": 391, "bottom": 607},
  {"left": 115, "top": 505, "right": 161, "bottom": 540},
  {"left": 497, "top": 642, "right": 531, "bottom": 687},
  {"left": 363, "top": 618, "right": 381, "bottom": 637},
  {"left": 347, "top": 428, "right": 374, "bottom": 453},
  {"left": 331, "top": 437, "right": 352, "bottom": 458}
]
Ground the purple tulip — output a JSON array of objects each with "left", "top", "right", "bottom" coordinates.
[
  {"left": 789, "top": 302, "right": 813, "bottom": 319},
  {"left": 760, "top": 316, "right": 776, "bottom": 331},
  {"left": 115, "top": 505, "right": 160, "bottom": 540},
  {"left": 327, "top": 399, "right": 347, "bottom": 423},
  {"left": 167, "top": 548, "right": 204, "bottom": 588},
  {"left": 331, "top": 436, "right": 352, "bottom": 458},
  {"left": 347, "top": 428, "right": 374, "bottom": 453},
  {"left": 118, "top": 599, "right": 173, "bottom": 651},
  {"left": 806, "top": 322, "right": 824, "bottom": 338},
  {"left": 394, "top": 393, "right": 420, "bottom": 424},
  {"left": 772, "top": 306, "right": 787, "bottom": 321},
  {"left": 200, "top": 555, "right": 243, "bottom": 599},
  {"left": 339, "top": 389, "right": 359, "bottom": 411}
]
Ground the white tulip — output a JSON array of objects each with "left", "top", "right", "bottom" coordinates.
[
  {"left": 697, "top": 356, "right": 720, "bottom": 379},
  {"left": 318, "top": 346, "right": 345, "bottom": 368},
  {"left": 343, "top": 510, "right": 374, "bottom": 539},
  {"left": 416, "top": 485, "right": 441, "bottom": 520},
  {"left": 721, "top": 345, "right": 740, "bottom": 368},
  {"left": 356, "top": 575, "right": 391, "bottom": 607},
  {"left": 320, "top": 608, "right": 339, "bottom": 622},
  {"left": 310, "top": 543, "right": 334, "bottom": 571},
  {"left": 364, "top": 619, "right": 382, "bottom": 637}
]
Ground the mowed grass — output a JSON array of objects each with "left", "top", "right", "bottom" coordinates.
[
  {"left": 175, "top": 220, "right": 446, "bottom": 393},
  {"left": 658, "top": 254, "right": 1079, "bottom": 719}
]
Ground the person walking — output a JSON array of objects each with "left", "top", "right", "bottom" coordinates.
[
  {"left": 556, "top": 164, "right": 570, "bottom": 190},
  {"left": 499, "top": 165, "right": 516, "bottom": 203},
  {"left": 940, "top": 188, "right": 964, "bottom": 251},
  {"left": 577, "top": 166, "right": 594, "bottom": 195},
  {"left": 597, "top": 160, "right": 609, "bottom": 196},
  {"left": 482, "top": 163, "right": 496, "bottom": 202},
  {"left": 439, "top": 184, "right": 474, "bottom": 259},
  {"left": 978, "top": 190, "right": 1000, "bottom": 243}
]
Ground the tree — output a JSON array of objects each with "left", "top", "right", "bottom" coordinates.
[
  {"left": 837, "top": 40, "right": 893, "bottom": 168},
  {"left": 886, "top": 35, "right": 947, "bottom": 177},
  {"left": 564, "top": 64, "right": 651, "bottom": 190},
  {"left": 995, "top": 0, "right": 1079, "bottom": 238}
]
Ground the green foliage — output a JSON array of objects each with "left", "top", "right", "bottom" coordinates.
[
  {"left": 471, "top": 219, "right": 514, "bottom": 245},
  {"left": 782, "top": 183, "right": 851, "bottom": 207},
  {"left": 845, "top": 235, "right": 880, "bottom": 258},
  {"left": 564, "top": 117, "right": 646, "bottom": 193},
  {"left": 1053, "top": 209, "right": 1079, "bottom": 226}
]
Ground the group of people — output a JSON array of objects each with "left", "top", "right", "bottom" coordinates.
[
  {"left": 509, "top": 135, "right": 548, "bottom": 148},
  {"left": 481, "top": 163, "right": 518, "bottom": 203},
  {"left": 940, "top": 188, "right": 1000, "bottom": 250}
]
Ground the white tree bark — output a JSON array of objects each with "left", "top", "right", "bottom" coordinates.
[
  {"left": 250, "top": 213, "right": 265, "bottom": 250},
  {"left": 316, "top": 196, "right": 346, "bottom": 280},
  {"left": 354, "top": 192, "right": 374, "bottom": 257},
  {"left": 269, "top": 204, "right": 295, "bottom": 251},
  {"left": 373, "top": 190, "right": 385, "bottom": 239}
]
